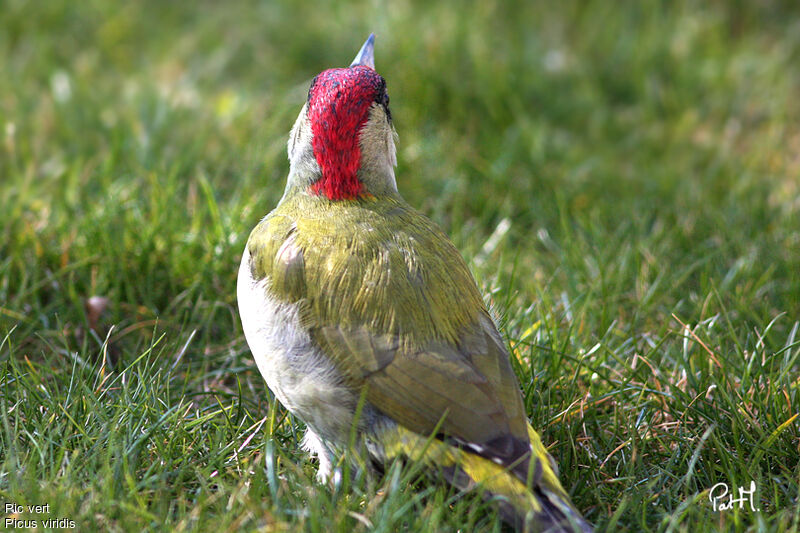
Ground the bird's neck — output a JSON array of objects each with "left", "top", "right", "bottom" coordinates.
[{"left": 283, "top": 104, "right": 398, "bottom": 202}]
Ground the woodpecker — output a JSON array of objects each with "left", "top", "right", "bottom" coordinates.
[{"left": 237, "top": 34, "right": 592, "bottom": 532}]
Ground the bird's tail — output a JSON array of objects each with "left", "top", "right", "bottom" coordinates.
[{"left": 382, "top": 424, "right": 592, "bottom": 532}]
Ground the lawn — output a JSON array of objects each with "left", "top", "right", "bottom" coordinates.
[{"left": 1, "top": 0, "right": 799, "bottom": 531}]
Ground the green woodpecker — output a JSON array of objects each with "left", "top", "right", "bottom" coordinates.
[{"left": 238, "top": 34, "right": 591, "bottom": 532}]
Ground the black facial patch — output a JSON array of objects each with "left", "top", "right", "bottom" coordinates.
[{"left": 375, "top": 79, "right": 392, "bottom": 122}]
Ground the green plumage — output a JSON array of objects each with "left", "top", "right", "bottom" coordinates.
[
  {"left": 249, "top": 191, "right": 481, "bottom": 343},
  {"left": 246, "top": 190, "right": 528, "bottom": 447}
]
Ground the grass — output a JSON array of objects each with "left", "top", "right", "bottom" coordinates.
[{"left": 1, "top": 0, "right": 799, "bottom": 531}]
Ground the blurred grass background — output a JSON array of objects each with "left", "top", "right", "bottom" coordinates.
[{"left": 1, "top": 0, "right": 799, "bottom": 531}]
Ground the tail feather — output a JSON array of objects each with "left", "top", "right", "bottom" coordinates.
[
  {"left": 384, "top": 425, "right": 592, "bottom": 532},
  {"left": 533, "top": 486, "right": 593, "bottom": 533},
  {"left": 453, "top": 445, "right": 592, "bottom": 532}
]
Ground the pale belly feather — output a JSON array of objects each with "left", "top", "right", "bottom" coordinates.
[{"left": 238, "top": 247, "right": 390, "bottom": 478}]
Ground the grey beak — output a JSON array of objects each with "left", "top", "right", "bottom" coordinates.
[{"left": 350, "top": 33, "right": 375, "bottom": 69}]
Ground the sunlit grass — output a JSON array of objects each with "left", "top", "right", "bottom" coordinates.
[{"left": 1, "top": 0, "right": 799, "bottom": 531}]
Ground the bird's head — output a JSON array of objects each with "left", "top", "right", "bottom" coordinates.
[{"left": 285, "top": 34, "right": 397, "bottom": 201}]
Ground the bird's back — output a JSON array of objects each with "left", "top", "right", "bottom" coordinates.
[{"left": 245, "top": 191, "right": 531, "bottom": 448}]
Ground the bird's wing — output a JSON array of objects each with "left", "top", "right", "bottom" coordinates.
[
  {"left": 315, "top": 312, "right": 532, "bottom": 469},
  {"left": 248, "top": 193, "right": 532, "bottom": 470}
]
